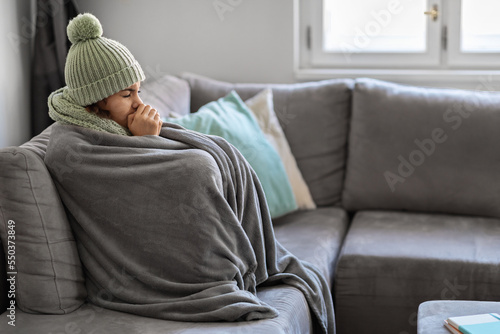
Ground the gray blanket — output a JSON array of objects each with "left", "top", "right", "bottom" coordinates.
[{"left": 44, "top": 123, "right": 335, "bottom": 334}]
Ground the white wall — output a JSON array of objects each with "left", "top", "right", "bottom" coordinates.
[
  {"left": 77, "top": 0, "right": 295, "bottom": 84},
  {"left": 0, "top": 0, "right": 32, "bottom": 148}
]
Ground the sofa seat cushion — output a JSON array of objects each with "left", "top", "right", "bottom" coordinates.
[
  {"left": 334, "top": 210, "right": 500, "bottom": 334},
  {"left": 181, "top": 72, "right": 354, "bottom": 207},
  {"left": 0, "top": 285, "right": 312, "bottom": 334},
  {"left": 273, "top": 207, "right": 349, "bottom": 288}
]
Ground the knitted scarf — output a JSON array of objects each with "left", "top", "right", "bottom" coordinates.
[{"left": 48, "top": 87, "right": 132, "bottom": 136}]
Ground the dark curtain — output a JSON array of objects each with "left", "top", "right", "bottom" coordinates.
[{"left": 31, "top": 0, "right": 79, "bottom": 136}]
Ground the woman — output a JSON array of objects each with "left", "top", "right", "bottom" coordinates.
[{"left": 45, "top": 13, "right": 334, "bottom": 334}]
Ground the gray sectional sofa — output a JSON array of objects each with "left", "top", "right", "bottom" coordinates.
[{"left": 1, "top": 74, "right": 500, "bottom": 334}]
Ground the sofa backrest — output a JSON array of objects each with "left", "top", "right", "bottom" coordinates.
[
  {"left": 342, "top": 78, "right": 500, "bottom": 219},
  {"left": 181, "top": 73, "right": 354, "bottom": 207}
]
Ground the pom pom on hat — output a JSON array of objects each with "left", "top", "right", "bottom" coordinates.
[{"left": 67, "top": 13, "right": 103, "bottom": 44}]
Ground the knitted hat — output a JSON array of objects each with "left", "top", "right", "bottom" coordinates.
[{"left": 64, "top": 13, "right": 145, "bottom": 106}]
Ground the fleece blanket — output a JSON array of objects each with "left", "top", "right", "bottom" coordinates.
[{"left": 44, "top": 123, "right": 334, "bottom": 334}]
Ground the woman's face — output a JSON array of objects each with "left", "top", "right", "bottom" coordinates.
[{"left": 97, "top": 82, "right": 143, "bottom": 128}]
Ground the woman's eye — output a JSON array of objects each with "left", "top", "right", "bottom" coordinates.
[{"left": 123, "top": 94, "right": 131, "bottom": 98}]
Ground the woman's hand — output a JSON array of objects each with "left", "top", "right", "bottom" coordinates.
[{"left": 127, "top": 104, "right": 162, "bottom": 136}]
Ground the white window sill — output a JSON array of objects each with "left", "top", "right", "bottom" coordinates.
[{"left": 294, "top": 68, "right": 500, "bottom": 90}]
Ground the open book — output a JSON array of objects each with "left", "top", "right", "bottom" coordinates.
[{"left": 444, "top": 313, "right": 500, "bottom": 334}]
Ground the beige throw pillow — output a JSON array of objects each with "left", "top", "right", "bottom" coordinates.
[{"left": 245, "top": 89, "right": 316, "bottom": 210}]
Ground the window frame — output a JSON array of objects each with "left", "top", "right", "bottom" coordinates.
[
  {"left": 447, "top": 0, "right": 500, "bottom": 68},
  {"left": 294, "top": 0, "right": 500, "bottom": 85}
]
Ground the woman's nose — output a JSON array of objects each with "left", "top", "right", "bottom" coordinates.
[{"left": 132, "top": 95, "right": 143, "bottom": 109}]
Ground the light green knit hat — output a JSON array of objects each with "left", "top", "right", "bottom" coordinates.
[{"left": 64, "top": 13, "right": 145, "bottom": 106}]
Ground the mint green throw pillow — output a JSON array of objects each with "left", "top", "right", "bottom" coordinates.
[{"left": 165, "top": 90, "right": 297, "bottom": 218}]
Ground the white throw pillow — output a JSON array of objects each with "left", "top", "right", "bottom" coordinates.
[{"left": 245, "top": 89, "right": 316, "bottom": 210}]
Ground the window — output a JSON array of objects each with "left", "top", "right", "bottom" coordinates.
[
  {"left": 295, "top": 0, "right": 500, "bottom": 83},
  {"left": 447, "top": 0, "right": 500, "bottom": 67}
]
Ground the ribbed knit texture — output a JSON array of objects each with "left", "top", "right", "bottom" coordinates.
[
  {"left": 63, "top": 13, "right": 145, "bottom": 106},
  {"left": 48, "top": 87, "right": 132, "bottom": 136}
]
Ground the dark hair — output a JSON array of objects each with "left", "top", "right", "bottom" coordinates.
[{"left": 85, "top": 102, "right": 110, "bottom": 118}]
